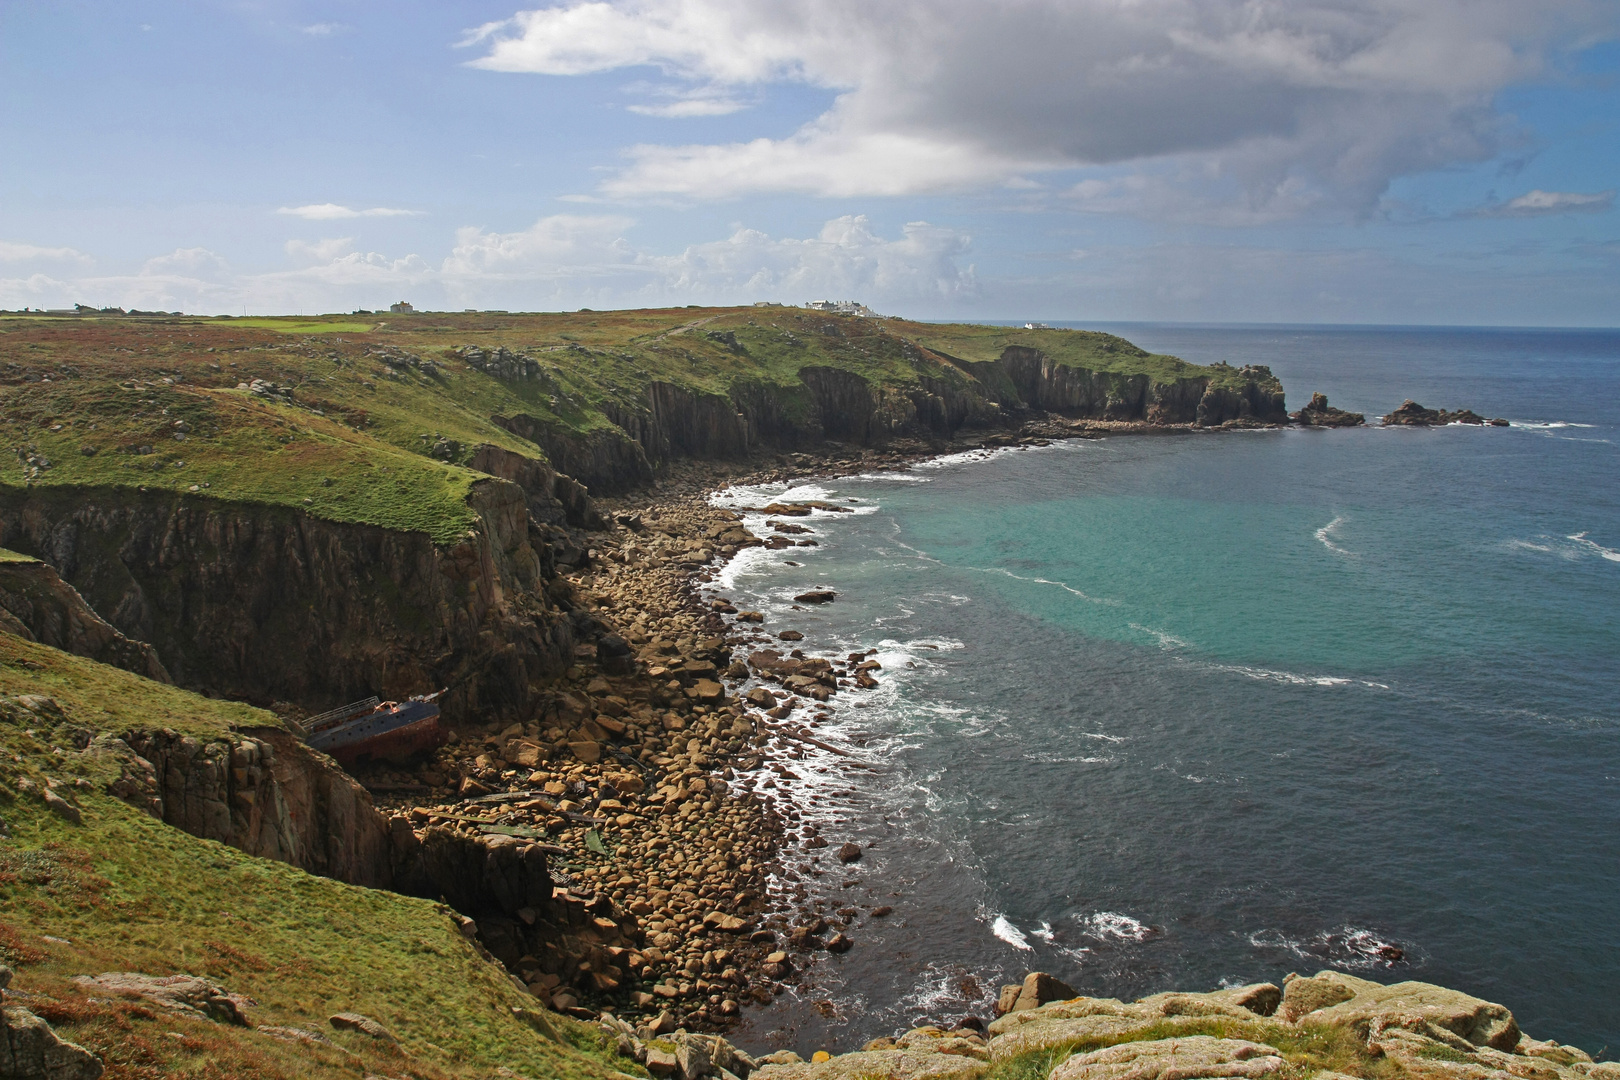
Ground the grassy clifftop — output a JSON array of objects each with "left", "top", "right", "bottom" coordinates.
[
  {"left": 0, "top": 631, "right": 627, "bottom": 1079},
  {"left": 1, "top": 308, "right": 1275, "bottom": 544}
]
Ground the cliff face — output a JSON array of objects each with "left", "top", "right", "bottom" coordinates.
[
  {"left": 494, "top": 412, "right": 655, "bottom": 495},
  {"left": 0, "top": 481, "right": 574, "bottom": 723},
  {"left": 491, "top": 345, "right": 1286, "bottom": 491},
  {"left": 993, "top": 347, "right": 1288, "bottom": 425},
  {"left": 0, "top": 557, "right": 169, "bottom": 682},
  {"left": 115, "top": 725, "right": 400, "bottom": 888}
]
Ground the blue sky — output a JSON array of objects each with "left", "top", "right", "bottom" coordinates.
[{"left": 2, "top": 0, "right": 1617, "bottom": 324}]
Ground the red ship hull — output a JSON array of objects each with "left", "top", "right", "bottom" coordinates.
[{"left": 325, "top": 713, "right": 445, "bottom": 767}]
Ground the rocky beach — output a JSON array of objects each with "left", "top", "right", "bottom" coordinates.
[{"left": 0, "top": 311, "right": 1609, "bottom": 1080}]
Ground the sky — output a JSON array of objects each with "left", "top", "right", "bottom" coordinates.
[{"left": 2, "top": 0, "right": 1618, "bottom": 325}]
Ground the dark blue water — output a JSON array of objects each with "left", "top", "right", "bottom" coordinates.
[{"left": 711, "top": 326, "right": 1620, "bottom": 1056}]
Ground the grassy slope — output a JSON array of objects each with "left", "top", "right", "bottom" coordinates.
[
  {"left": 1, "top": 309, "right": 1245, "bottom": 545},
  {"left": 898, "top": 320, "right": 1262, "bottom": 388},
  {"left": 0, "top": 632, "right": 630, "bottom": 1080}
]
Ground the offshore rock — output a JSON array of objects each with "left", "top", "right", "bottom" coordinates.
[
  {"left": 1291, "top": 392, "right": 1365, "bottom": 428},
  {"left": 1381, "top": 400, "right": 1503, "bottom": 427}
]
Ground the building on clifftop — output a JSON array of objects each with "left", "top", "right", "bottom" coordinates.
[
  {"left": 805, "top": 300, "right": 880, "bottom": 316},
  {"left": 390, "top": 300, "right": 414, "bottom": 313}
]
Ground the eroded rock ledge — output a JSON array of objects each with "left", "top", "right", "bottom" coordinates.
[{"left": 618, "top": 969, "right": 1616, "bottom": 1080}]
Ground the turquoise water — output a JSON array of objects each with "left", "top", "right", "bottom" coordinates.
[{"left": 710, "top": 326, "right": 1620, "bottom": 1055}]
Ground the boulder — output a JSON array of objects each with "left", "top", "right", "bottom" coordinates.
[
  {"left": 0, "top": 1005, "right": 104, "bottom": 1080},
  {"left": 794, "top": 591, "right": 837, "bottom": 605},
  {"left": 1138, "top": 983, "right": 1281, "bottom": 1019},
  {"left": 1279, "top": 972, "right": 1359, "bottom": 1021},
  {"left": 328, "top": 1011, "right": 398, "bottom": 1043},
  {"left": 1048, "top": 1037, "right": 1283, "bottom": 1080},
  {"left": 1300, "top": 974, "right": 1522, "bottom": 1052},
  {"left": 1011, "top": 971, "right": 1078, "bottom": 1012}
]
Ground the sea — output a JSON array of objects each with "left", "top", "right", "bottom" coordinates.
[{"left": 701, "top": 324, "right": 1620, "bottom": 1057}]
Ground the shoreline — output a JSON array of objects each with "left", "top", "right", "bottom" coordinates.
[{"left": 365, "top": 409, "right": 1510, "bottom": 1046}]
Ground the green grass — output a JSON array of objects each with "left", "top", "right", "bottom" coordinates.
[
  {"left": 219, "top": 318, "right": 378, "bottom": 334},
  {"left": 0, "top": 547, "right": 39, "bottom": 564},
  {"left": 898, "top": 320, "right": 1263, "bottom": 388},
  {"left": 0, "top": 632, "right": 632, "bottom": 1079},
  {"left": 1, "top": 306, "right": 1269, "bottom": 548}
]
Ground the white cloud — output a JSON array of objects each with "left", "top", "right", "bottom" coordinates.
[
  {"left": 0, "top": 216, "right": 971, "bottom": 314},
  {"left": 277, "top": 204, "right": 424, "bottom": 220},
  {"left": 624, "top": 83, "right": 750, "bottom": 117},
  {"left": 141, "top": 247, "right": 232, "bottom": 278},
  {"left": 286, "top": 237, "right": 357, "bottom": 263},
  {"left": 0, "top": 241, "right": 92, "bottom": 264},
  {"left": 467, "top": 0, "right": 1616, "bottom": 214},
  {"left": 299, "top": 23, "right": 346, "bottom": 36},
  {"left": 1476, "top": 189, "right": 1616, "bottom": 217}
]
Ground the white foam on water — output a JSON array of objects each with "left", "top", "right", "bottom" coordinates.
[
  {"left": 1030, "top": 921, "right": 1056, "bottom": 944},
  {"left": 1198, "top": 660, "right": 1390, "bottom": 691},
  {"left": 912, "top": 446, "right": 1021, "bottom": 471},
  {"left": 1076, "top": 911, "right": 1154, "bottom": 943},
  {"left": 967, "top": 565, "right": 1120, "bottom": 605},
  {"left": 1026, "top": 750, "right": 1114, "bottom": 764},
  {"left": 991, "top": 914, "right": 1034, "bottom": 951},
  {"left": 1314, "top": 515, "right": 1357, "bottom": 557},
  {"left": 1512, "top": 420, "right": 1596, "bottom": 430},
  {"left": 892, "top": 963, "right": 980, "bottom": 1018},
  {"left": 1569, "top": 532, "right": 1620, "bottom": 563},
  {"left": 1249, "top": 925, "right": 1409, "bottom": 971},
  {"left": 1506, "top": 532, "right": 1620, "bottom": 565},
  {"left": 1130, "top": 623, "right": 1192, "bottom": 651},
  {"left": 1080, "top": 731, "right": 1126, "bottom": 743}
]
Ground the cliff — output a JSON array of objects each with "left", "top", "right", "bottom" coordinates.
[
  {"left": 0, "top": 480, "right": 574, "bottom": 723},
  {"left": 0, "top": 634, "right": 629, "bottom": 1080},
  {"left": 0, "top": 549, "right": 169, "bottom": 681}
]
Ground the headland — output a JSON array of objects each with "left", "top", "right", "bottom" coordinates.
[{"left": 0, "top": 307, "right": 1533, "bottom": 1080}]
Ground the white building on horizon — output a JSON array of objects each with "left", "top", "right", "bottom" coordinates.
[{"left": 805, "top": 299, "right": 881, "bottom": 317}]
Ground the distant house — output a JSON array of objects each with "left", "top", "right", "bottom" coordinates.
[
  {"left": 806, "top": 300, "right": 880, "bottom": 317},
  {"left": 1024, "top": 322, "right": 1052, "bottom": 330},
  {"left": 390, "top": 300, "right": 414, "bottom": 313}
]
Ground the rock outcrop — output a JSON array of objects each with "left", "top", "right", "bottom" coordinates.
[
  {"left": 0, "top": 1007, "right": 103, "bottom": 1080},
  {"left": 1291, "top": 392, "right": 1366, "bottom": 427},
  {"left": 0, "top": 556, "right": 169, "bottom": 682},
  {"left": 0, "top": 965, "right": 104, "bottom": 1080},
  {"left": 1382, "top": 400, "right": 1508, "bottom": 427},
  {"left": 116, "top": 725, "right": 401, "bottom": 888},
  {"left": 70, "top": 972, "right": 251, "bottom": 1025},
  {"left": 0, "top": 480, "right": 575, "bottom": 724},
  {"left": 741, "top": 971, "right": 1616, "bottom": 1080},
  {"left": 989, "top": 349, "right": 1287, "bottom": 426}
]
